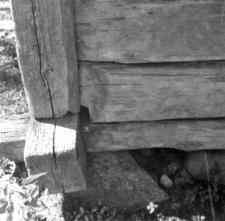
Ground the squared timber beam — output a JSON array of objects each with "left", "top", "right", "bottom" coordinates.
[
  {"left": 74, "top": 0, "right": 225, "bottom": 63},
  {"left": 0, "top": 115, "right": 29, "bottom": 162},
  {"left": 80, "top": 62, "right": 225, "bottom": 122},
  {"left": 24, "top": 114, "right": 86, "bottom": 193},
  {"left": 11, "top": 0, "right": 79, "bottom": 118}
]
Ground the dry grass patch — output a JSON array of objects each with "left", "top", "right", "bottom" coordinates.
[{"left": 0, "top": 31, "right": 28, "bottom": 117}]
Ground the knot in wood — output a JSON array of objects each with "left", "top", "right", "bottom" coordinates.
[{"left": 43, "top": 68, "right": 53, "bottom": 78}]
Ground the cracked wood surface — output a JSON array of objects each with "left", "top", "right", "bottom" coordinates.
[
  {"left": 80, "top": 62, "right": 225, "bottom": 122},
  {"left": 82, "top": 119, "right": 225, "bottom": 152},
  {"left": 80, "top": 110, "right": 225, "bottom": 152},
  {"left": 74, "top": 0, "right": 225, "bottom": 63},
  {"left": 0, "top": 115, "right": 29, "bottom": 162},
  {"left": 11, "top": 0, "right": 79, "bottom": 118},
  {"left": 2, "top": 113, "right": 225, "bottom": 160},
  {"left": 24, "top": 115, "right": 86, "bottom": 193}
]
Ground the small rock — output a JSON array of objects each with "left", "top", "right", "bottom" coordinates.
[
  {"left": 174, "top": 169, "right": 193, "bottom": 187},
  {"left": 165, "top": 162, "right": 180, "bottom": 175},
  {"left": 160, "top": 174, "right": 173, "bottom": 188},
  {"left": 185, "top": 150, "right": 225, "bottom": 185}
]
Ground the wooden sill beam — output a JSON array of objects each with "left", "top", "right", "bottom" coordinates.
[
  {"left": 2, "top": 113, "right": 225, "bottom": 163},
  {"left": 0, "top": 114, "right": 29, "bottom": 162}
]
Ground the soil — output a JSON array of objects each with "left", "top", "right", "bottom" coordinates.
[
  {"left": 11, "top": 149, "right": 225, "bottom": 221},
  {"left": 131, "top": 149, "right": 225, "bottom": 221},
  {"left": 71, "top": 151, "right": 168, "bottom": 208},
  {"left": 14, "top": 149, "right": 225, "bottom": 221}
]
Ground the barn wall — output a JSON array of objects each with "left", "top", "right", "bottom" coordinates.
[
  {"left": 73, "top": 0, "right": 225, "bottom": 123},
  {"left": 74, "top": 0, "right": 225, "bottom": 63}
]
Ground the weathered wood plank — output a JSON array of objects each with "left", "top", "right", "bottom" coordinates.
[
  {"left": 1, "top": 113, "right": 225, "bottom": 160},
  {"left": 80, "top": 62, "right": 225, "bottom": 122},
  {"left": 80, "top": 111, "right": 225, "bottom": 152},
  {"left": 24, "top": 115, "right": 86, "bottom": 193},
  {"left": 11, "top": 0, "right": 79, "bottom": 118},
  {"left": 0, "top": 115, "right": 29, "bottom": 162},
  {"left": 74, "top": 0, "right": 225, "bottom": 63}
]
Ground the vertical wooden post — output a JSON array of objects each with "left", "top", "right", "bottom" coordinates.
[
  {"left": 11, "top": 0, "right": 86, "bottom": 193},
  {"left": 24, "top": 115, "right": 86, "bottom": 193},
  {"left": 11, "top": 0, "right": 79, "bottom": 118}
]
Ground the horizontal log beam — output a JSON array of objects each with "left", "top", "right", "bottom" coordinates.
[
  {"left": 74, "top": 0, "right": 225, "bottom": 63},
  {"left": 2, "top": 112, "right": 225, "bottom": 162},
  {"left": 80, "top": 62, "right": 225, "bottom": 122},
  {"left": 0, "top": 115, "right": 29, "bottom": 162},
  {"left": 80, "top": 110, "right": 225, "bottom": 152}
]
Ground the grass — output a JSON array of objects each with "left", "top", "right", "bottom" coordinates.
[
  {"left": 0, "top": 30, "right": 28, "bottom": 117},
  {"left": 0, "top": 4, "right": 28, "bottom": 118}
]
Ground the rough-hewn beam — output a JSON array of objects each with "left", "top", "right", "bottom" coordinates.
[
  {"left": 80, "top": 62, "right": 225, "bottom": 122},
  {"left": 80, "top": 111, "right": 225, "bottom": 152},
  {"left": 0, "top": 115, "right": 29, "bottom": 162},
  {"left": 2, "top": 113, "right": 225, "bottom": 159},
  {"left": 11, "top": 0, "right": 79, "bottom": 118},
  {"left": 74, "top": 0, "right": 225, "bottom": 63},
  {"left": 24, "top": 115, "right": 86, "bottom": 193}
]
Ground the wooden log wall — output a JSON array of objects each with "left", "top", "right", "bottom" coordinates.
[
  {"left": 5, "top": 0, "right": 225, "bottom": 191},
  {"left": 72, "top": 0, "right": 225, "bottom": 123},
  {"left": 80, "top": 62, "right": 225, "bottom": 122},
  {"left": 74, "top": 0, "right": 225, "bottom": 63}
]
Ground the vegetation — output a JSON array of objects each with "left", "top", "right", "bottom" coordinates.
[
  {"left": 1, "top": 155, "right": 224, "bottom": 221},
  {"left": 0, "top": 157, "right": 48, "bottom": 221},
  {"left": 0, "top": 30, "right": 28, "bottom": 117}
]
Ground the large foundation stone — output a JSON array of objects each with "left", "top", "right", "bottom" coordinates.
[{"left": 73, "top": 151, "right": 168, "bottom": 207}]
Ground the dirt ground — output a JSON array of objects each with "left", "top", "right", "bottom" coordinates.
[{"left": 14, "top": 149, "right": 225, "bottom": 221}]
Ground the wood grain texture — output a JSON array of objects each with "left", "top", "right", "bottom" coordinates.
[
  {"left": 2, "top": 113, "right": 225, "bottom": 159},
  {"left": 74, "top": 0, "right": 225, "bottom": 63},
  {"left": 80, "top": 111, "right": 225, "bottom": 152},
  {"left": 80, "top": 62, "right": 225, "bottom": 122},
  {"left": 0, "top": 115, "right": 29, "bottom": 162},
  {"left": 11, "top": 0, "right": 79, "bottom": 118},
  {"left": 24, "top": 115, "right": 86, "bottom": 193}
]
